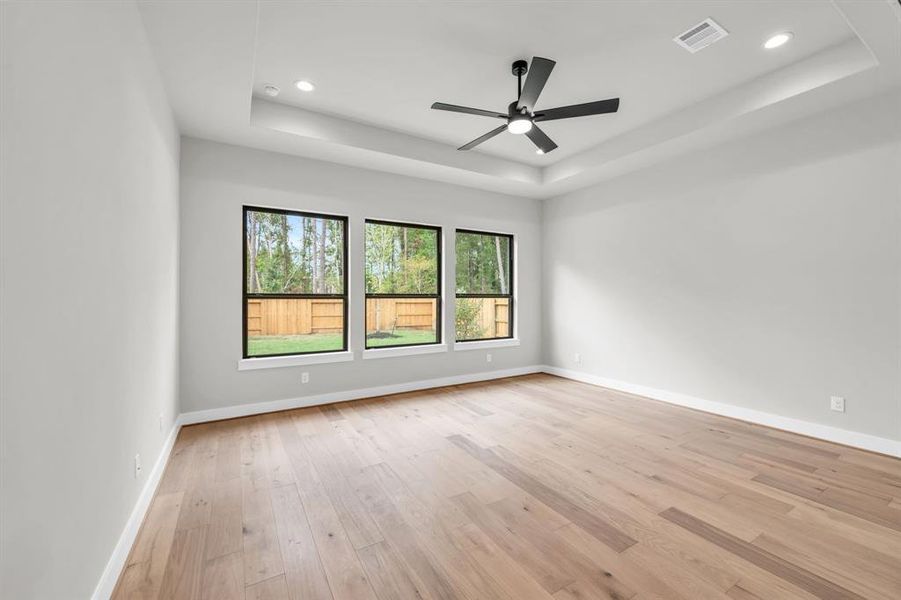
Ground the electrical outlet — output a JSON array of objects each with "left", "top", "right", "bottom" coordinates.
[
  {"left": 574, "top": 352, "right": 582, "bottom": 366},
  {"left": 301, "top": 372, "right": 310, "bottom": 384},
  {"left": 486, "top": 353, "right": 492, "bottom": 363},
  {"left": 830, "top": 396, "right": 845, "bottom": 413},
  {"left": 134, "top": 454, "right": 142, "bottom": 478}
]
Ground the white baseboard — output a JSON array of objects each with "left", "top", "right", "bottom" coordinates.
[
  {"left": 543, "top": 365, "right": 901, "bottom": 458},
  {"left": 179, "top": 365, "right": 544, "bottom": 425},
  {"left": 91, "top": 417, "right": 183, "bottom": 600}
]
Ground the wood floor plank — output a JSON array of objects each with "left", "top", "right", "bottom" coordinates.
[
  {"left": 201, "top": 551, "right": 244, "bottom": 600},
  {"left": 177, "top": 425, "right": 219, "bottom": 531},
  {"left": 246, "top": 575, "right": 291, "bottom": 600},
  {"left": 660, "top": 507, "right": 867, "bottom": 599},
  {"left": 753, "top": 471, "right": 901, "bottom": 532},
  {"left": 555, "top": 522, "right": 692, "bottom": 600},
  {"left": 726, "top": 583, "right": 765, "bottom": 599},
  {"left": 204, "top": 477, "right": 243, "bottom": 561},
  {"left": 112, "top": 491, "right": 184, "bottom": 599},
  {"left": 299, "top": 479, "right": 378, "bottom": 599},
  {"left": 360, "top": 478, "right": 528, "bottom": 600},
  {"left": 260, "top": 413, "right": 298, "bottom": 488},
  {"left": 449, "top": 522, "right": 559, "bottom": 600},
  {"left": 319, "top": 404, "right": 345, "bottom": 421},
  {"left": 357, "top": 540, "right": 435, "bottom": 600},
  {"left": 451, "top": 491, "right": 575, "bottom": 593},
  {"left": 782, "top": 500, "right": 901, "bottom": 562},
  {"left": 752, "top": 533, "right": 898, "bottom": 600},
  {"left": 447, "top": 434, "right": 637, "bottom": 552},
  {"left": 621, "top": 539, "right": 732, "bottom": 599},
  {"left": 158, "top": 526, "right": 207, "bottom": 600},
  {"left": 269, "top": 482, "right": 333, "bottom": 600},
  {"left": 486, "top": 495, "right": 636, "bottom": 599},
  {"left": 242, "top": 476, "right": 285, "bottom": 586},
  {"left": 301, "top": 433, "right": 384, "bottom": 548},
  {"left": 352, "top": 466, "right": 464, "bottom": 600},
  {"left": 158, "top": 434, "right": 198, "bottom": 494},
  {"left": 214, "top": 427, "right": 242, "bottom": 483},
  {"left": 117, "top": 375, "right": 901, "bottom": 600}
]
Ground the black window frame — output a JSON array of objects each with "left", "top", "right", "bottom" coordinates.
[
  {"left": 454, "top": 228, "right": 514, "bottom": 343},
  {"left": 364, "top": 218, "right": 443, "bottom": 350},
  {"left": 242, "top": 205, "right": 349, "bottom": 359}
]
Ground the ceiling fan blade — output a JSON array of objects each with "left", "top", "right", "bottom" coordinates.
[
  {"left": 431, "top": 102, "right": 506, "bottom": 119},
  {"left": 525, "top": 124, "right": 558, "bottom": 154},
  {"left": 458, "top": 124, "right": 507, "bottom": 151},
  {"left": 533, "top": 98, "right": 620, "bottom": 122},
  {"left": 517, "top": 57, "right": 556, "bottom": 112}
]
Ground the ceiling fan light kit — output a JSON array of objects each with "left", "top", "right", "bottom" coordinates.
[
  {"left": 431, "top": 56, "right": 620, "bottom": 154},
  {"left": 507, "top": 110, "right": 533, "bottom": 134}
]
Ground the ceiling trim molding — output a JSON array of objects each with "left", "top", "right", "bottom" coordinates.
[
  {"left": 250, "top": 36, "right": 878, "bottom": 199},
  {"left": 251, "top": 98, "right": 541, "bottom": 186}
]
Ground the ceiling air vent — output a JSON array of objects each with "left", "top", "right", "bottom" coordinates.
[{"left": 674, "top": 18, "right": 729, "bottom": 53}]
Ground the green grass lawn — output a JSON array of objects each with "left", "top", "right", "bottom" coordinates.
[
  {"left": 366, "top": 329, "right": 437, "bottom": 348},
  {"left": 248, "top": 333, "right": 344, "bottom": 356},
  {"left": 248, "top": 329, "right": 438, "bottom": 355}
]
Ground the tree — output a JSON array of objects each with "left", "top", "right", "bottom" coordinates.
[
  {"left": 455, "top": 232, "right": 508, "bottom": 294},
  {"left": 247, "top": 211, "right": 259, "bottom": 292},
  {"left": 317, "top": 219, "right": 326, "bottom": 293},
  {"left": 364, "top": 223, "right": 438, "bottom": 295},
  {"left": 495, "top": 235, "right": 508, "bottom": 294},
  {"left": 245, "top": 211, "right": 344, "bottom": 295},
  {"left": 280, "top": 215, "right": 290, "bottom": 292}
]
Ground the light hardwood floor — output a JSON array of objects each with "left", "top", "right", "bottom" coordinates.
[{"left": 113, "top": 374, "right": 901, "bottom": 599}]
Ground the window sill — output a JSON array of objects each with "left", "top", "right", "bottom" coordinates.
[
  {"left": 237, "top": 351, "right": 354, "bottom": 371},
  {"left": 362, "top": 344, "right": 448, "bottom": 360},
  {"left": 454, "top": 338, "right": 520, "bottom": 351}
]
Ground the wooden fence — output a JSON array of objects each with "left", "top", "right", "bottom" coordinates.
[
  {"left": 246, "top": 299, "right": 343, "bottom": 336},
  {"left": 247, "top": 297, "right": 509, "bottom": 337},
  {"left": 480, "top": 297, "right": 509, "bottom": 338},
  {"left": 366, "top": 298, "right": 436, "bottom": 332}
]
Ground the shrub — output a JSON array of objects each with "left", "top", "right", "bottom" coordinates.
[{"left": 455, "top": 298, "right": 485, "bottom": 340}]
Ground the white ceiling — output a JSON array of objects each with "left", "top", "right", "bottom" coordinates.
[
  {"left": 137, "top": 0, "right": 901, "bottom": 198},
  {"left": 254, "top": 1, "right": 853, "bottom": 165}
]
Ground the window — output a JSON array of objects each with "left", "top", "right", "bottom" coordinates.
[
  {"left": 365, "top": 220, "right": 441, "bottom": 349},
  {"left": 455, "top": 229, "right": 513, "bottom": 342},
  {"left": 243, "top": 207, "right": 347, "bottom": 358}
]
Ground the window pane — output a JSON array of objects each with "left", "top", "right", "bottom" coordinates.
[
  {"left": 455, "top": 231, "right": 510, "bottom": 295},
  {"left": 365, "top": 222, "right": 438, "bottom": 294},
  {"left": 246, "top": 298, "right": 344, "bottom": 356},
  {"left": 246, "top": 210, "right": 344, "bottom": 294},
  {"left": 456, "top": 297, "right": 510, "bottom": 341},
  {"left": 366, "top": 298, "right": 438, "bottom": 348}
]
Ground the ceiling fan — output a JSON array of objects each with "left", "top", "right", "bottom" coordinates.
[{"left": 431, "top": 57, "right": 620, "bottom": 154}]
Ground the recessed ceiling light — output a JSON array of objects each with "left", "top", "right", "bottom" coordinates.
[
  {"left": 764, "top": 32, "right": 793, "bottom": 49},
  {"left": 294, "top": 80, "right": 315, "bottom": 92},
  {"left": 535, "top": 149, "right": 545, "bottom": 155},
  {"left": 263, "top": 84, "right": 280, "bottom": 97}
]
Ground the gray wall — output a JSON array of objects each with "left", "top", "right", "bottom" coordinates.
[
  {"left": 542, "top": 93, "right": 901, "bottom": 442},
  {"left": 179, "top": 138, "right": 542, "bottom": 413},
  {"left": 0, "top": 2, "right": 180, "bottom": 598}
]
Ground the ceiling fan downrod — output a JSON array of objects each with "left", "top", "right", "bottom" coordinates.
[{"left": 512, "top": 59, "right": 528, "bottom": 101}]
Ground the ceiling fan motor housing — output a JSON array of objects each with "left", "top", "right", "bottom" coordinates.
[
  {"left": 507, "top": 101, "right": 530, "bottom": 118},
  {"left": 511, "top": 59, "right": 528, "bottom": 77}
]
